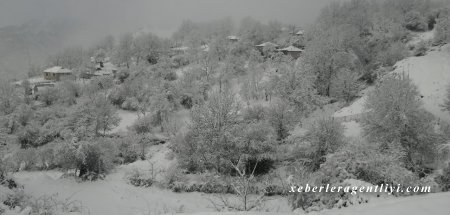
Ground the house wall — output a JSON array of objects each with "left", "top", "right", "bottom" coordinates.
[{"left": 43, "top": 72, "right": 72, "bottom": 81}]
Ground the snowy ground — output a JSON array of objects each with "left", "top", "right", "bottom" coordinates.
[
  {"left": 334, "top": 43, "right": 450, "bottom": 138},
  {"left": 12, "top": 143, "right": 290, "bottom": 215},
  {"left": 393, "top": 44, "right": 450, "bottom": 122},
  {"left": 316, "top": 192, "right": 450, "bottom": 215},
  {"left": 110, "top": 110, "right": 141, "bottom": 133}
]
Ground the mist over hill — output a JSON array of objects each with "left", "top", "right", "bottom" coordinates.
[{"left": 0, "top": 19, "right": 83, "bottom": 80}]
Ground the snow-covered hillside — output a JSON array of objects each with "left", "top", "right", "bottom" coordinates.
[{"left": 334, "top": 43, "right": 450, "bottom": 135}]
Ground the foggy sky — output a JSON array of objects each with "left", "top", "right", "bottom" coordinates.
[{"left": 0, "top": 0, "right": 337, "bottom": 37}]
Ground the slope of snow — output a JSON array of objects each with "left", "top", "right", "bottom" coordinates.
[
  {"left": 393, "top": 44, "right": 450, "bottom": 122},
  {"left": 333, "top": 96, "right": 367, "bottom": 118},
  {"left": 334, "top": 44, "right": 450, "bottom": 123}
]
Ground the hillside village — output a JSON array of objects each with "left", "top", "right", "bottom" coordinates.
[{"left": 1, "top": 0, "right": 450, "bottom": 215}]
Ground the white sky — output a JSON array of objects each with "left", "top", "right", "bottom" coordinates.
[{"left": 0, "top": 0, "right": 338, "bottom": 37}]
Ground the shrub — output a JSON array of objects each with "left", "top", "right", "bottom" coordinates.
[
  {"left": 55, "top": 140, "right": 116, "bottom": 179},
  {"left": 362, "top": 74, "right": 440, "bottom": 173},
  {"left": 127, "top": 169, "right": 153, "bottom": 187},
  {"left": 172, "top": 55, "right": 189, "bottom": 68},
  {"left": 298, "top": 118, "right": 345, "bottom": 171},
  {"left": 54, "top": 142, "right": 78, "bottom": 171},
  {"left": 413, "top": 40, "right": 428, "bottom": 56},
  {"left": 15, "top": 104, "right": 33, "bottom": 127},
  {"left": 164, "top": 71, "right": 178, "bottom": 81},
  {"left": 38, "top": 144, "right": 56, "bottom": 169},
  {"left": 13, "top": 148, "right": 38, "bottom": 171},
  {"left": 116, "top": 69, "right": 130, "bottom": 83},
  {"left": 117, "top": 136, "right": 139, "bottom": 164},
  {"left": 376, "top": 42, "right": 408, "bottom": 67},
  {"left": 434, "top": 13, "right": 450, "bottom": 45},
  {"left": 17, "top": 124, "right": 40, "bottom": 148},
  {"left": 404, "top": 11, "right": 428, "bottom": 31},
  {"left": 330, "top": 69, "right": 360, "bottom": 103},
  {"left": 3, "top": 190, "right": 28, "bottom": 209},
  {"left": 242, "top": 105, "right": 266, "bottom": 122},
  {"left": 121, "top": 97, "right": 139, "bottom": 111},
  {"left": 37, "top": 87, "right": 59, "bottom": 106},
  {"left": 267, "top": 101, "right": 296, "bottom": 141},
  {"left": 131, "top": 115, "right": 153, "bottom": 134},
  {"left": 180, "top": 94, "right": 193, "bottom": 109},
  {"left": 108, "top": 86, "right": 127, "bottom": 106},
  {"left": 436, "top": 163, "right": 450, "bottom": 191}
]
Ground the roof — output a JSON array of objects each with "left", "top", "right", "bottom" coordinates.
[
  {"left": 93, "top": 70, "right": 114, "bottom": 76},
  {"left": 296, "top": 30, "right": 304, "bottom": 35},
  {"left": 255, "top": 42, "right": 279, "bottom": 47},
  {"left": 43, "top": 66, "right": 72, "bottom": 74},
  {"left": 200, "top": 44, "right": 209, "bottom": 52},
  {"left": 94, "top": 62, "right": 117, "bottom": 76},
  {"left": 171, "top": 46, "right": 189, "bottom": 51},
  {"left": 14, "top": 77, "right": 51, "bottom": 86},
  {"left": 279, "top": 46, "right": 303, "bottom": 52},
  {"left": 103, "top": 62, "right": 118, "bottom": 71},
  {"left": 227, "top": 35, "right": 239, "bottom": 40}
]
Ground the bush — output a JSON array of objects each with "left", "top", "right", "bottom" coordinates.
[
  {"left": 108, "top": 86, "right": 127, "bottom": 106},
  {"left": 180, "top": 94, "right": 193, "bottom": 109},
  {"left": 436, "top": 163, "right": 450, "bottom": 191},
  {"left": 404, "top": 11, "right": 428, "bottom": 31},
  {"left": 164, "top": 71, "right": 178, "bottom": 81},
  {"left": 117, "top": 136, "right": 139, "bottom": 164},
  {"left": 297, "top": 118, "right": 345, "bottom": 171},
  {"left": 116, "top": 69, "right": 130, "bottom": 83},
  {"left": 55, "top": 140, "right": 117, "bottom": 179},
  {"left": 171, "top": 55, "right": 189, "bottom": 68},
  {"left": 377, "top": 42, "right": 408, "bottom": 67},
  {"left": 131, "top": 115, "right": 153, "bottom": 134},
  {"left": 121, "top": 97, "right": 139, "bottom": 111},
  {"left": 37, "top": 87, "right": 59, "bottom": 106},
  {"left": 127, "top": 169, "right": 154, "bottom": 187},
  {"left": 17, "top": 124, "right": 40, "bottom": 148},
  {"left": 242, "top": 105, "right": 266, "bottom": 122},
  {"left": 362, "top": 74, "right": 440, "bottom": 173},
  {"left": 13, "top": 148, "right": 38, "bottom": 171},
  {"left": 413, "top": 40, "right": 428, "bottom": 56},
  {"left": 434, "top": 15, "right": 450, "bottom": 45}
]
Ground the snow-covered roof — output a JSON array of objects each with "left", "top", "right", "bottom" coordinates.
[
  {"left": 103, "top": 62, "right": 118, "bottom": 71},
  {"left": 43, "top": 66, "right": 72, "bottom": 74},
  {"left": 93, "top": 70, "right": 114, "bottom": 76},
  {"left": 200, "top": 44, "right": 209, "bottom": 52},
  {"left": 227, "top": 35, "right": 239, "bottom": 40},
  {"left": 279, "top": 45, "right": 303, "bottom": 52},
  {"left": 255, "top": 42, "right": 279, "bottom": 47},
  {"left": 14, "top": 77, "right": 51, "bottom": 86},
  {"left": 171, "top": 46, "right": 189, "bottom": 51}
]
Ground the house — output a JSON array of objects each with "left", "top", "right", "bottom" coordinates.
[
  {"left": 279, "top": 45, "right": 304, "bottom": 59},
  {"left": 255, "top": 42, "right": 279, "bottom": 52},
  {"left": 295, "top": 30, "right": 304, "bottom": 36},
  {"left": 171, "top": 46, "right": 190, "bottom": 54},
  {"left": 227, "top": 35, "right": 239, "bottom": 42},
  {"left": 14, "top": 77, "right": 54, "bottom": 94},
  {"left": 200, "top": 44, "right": 209, "bottom": 52},
  {"left": 43, "top": 66, "right": 73, "bottom": 81},
  {"left": 94, "top": 62, "right": 118, "bottom": 76}
]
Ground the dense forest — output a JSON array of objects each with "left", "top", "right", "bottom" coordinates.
[{"left": 1, "top": 0, "right": 450, "bottom": 214}]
